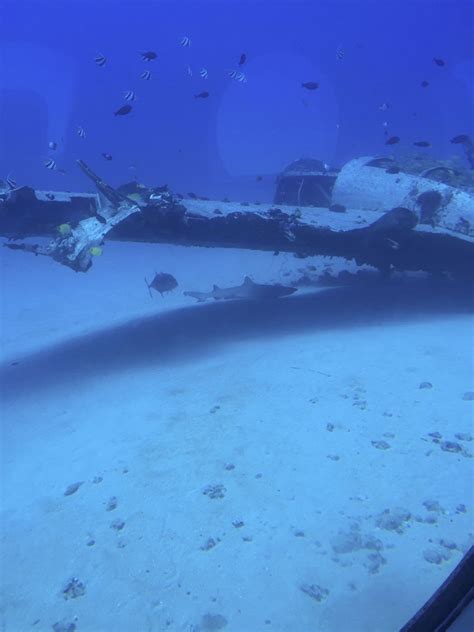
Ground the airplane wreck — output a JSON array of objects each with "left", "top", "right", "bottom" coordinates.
[{"left": 1, "top": 156, "right": 473, "bottom": 279}]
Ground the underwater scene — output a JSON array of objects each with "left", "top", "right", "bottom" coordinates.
[{"left": 1, "top": 0, "right": 473, "bottom": 631}]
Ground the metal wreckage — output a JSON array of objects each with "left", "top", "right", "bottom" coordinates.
[{"left": 1, "top": 155, "right": 473, "bottom": 279}]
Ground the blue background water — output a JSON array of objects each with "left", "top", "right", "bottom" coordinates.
[{"left": 1, "top": 0, "right": 473, "bottom": 200}]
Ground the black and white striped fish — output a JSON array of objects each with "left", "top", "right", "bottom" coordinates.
[
  {"left": 77, "top": 125, "right": 86, "bottom": 139},
  {"left": 336, "top": 45, "right": 344, "bottom": 60},
  {"left": 95, "top": 53, "right": 107, "bottom": 67},
  {"left": 199, "top": 67, "right": 208, "bottom": 79},
  {"left": 44, "top": 158, "right": 57, "bottom": 170},
  {"left": 6, "top": 173, "right": 17, "bottom": 190},
  {"left": 180, "top": 36, "right": 191, "bottom": 48},
  {"left": 228, "top": 70, "right": 247, "bottom": 82},
  {"left": 124, "top": 90, "right": 136, "bottom": 101},
  {"left": 140, "top": 70, "right": 151, "bottom": 80}
]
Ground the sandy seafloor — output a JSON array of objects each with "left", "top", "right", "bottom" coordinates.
[{"left": 0, "top": 239, "right": 473, "bottom": 632}]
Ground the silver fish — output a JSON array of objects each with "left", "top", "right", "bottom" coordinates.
[
  {"left": 180, "top": 36, "right": 191, "bottom": 48},
  {"left": 199, "top": 67, "right": 208, "bottom": 79},
  {"left": 336, "top": 45, "right": 344, "bottom": 60},
  {"left": 124, "top": 90, "right": 136, "bottom": 101},
  {"left": 184, "top": 276, "right": 297, "bottom": 302},
  {"left": 77, "top": 125, "right": 86, "bottom": 138},
  {"left": 141, "top": 70, "right": 151, "bottom": 80}
]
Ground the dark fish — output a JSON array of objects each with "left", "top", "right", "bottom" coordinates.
[
  {"left": 102, "top": 153, "right": 113, "bottom": 160},
  {"left": 256, "top": 175, "right": 263, "bottom": 182},
  {"left": 433, "top": 57, "right": 445, "bottom": 66},
  {"left": 187, "top": 192, "right": 197, "bottom": 199},
  {"left": 378, "top": 102, "right": 390, "bottom": 111},
  {"left": 239, "top": 53, "right": 247, "bottom": 66},
  {"left": 414, "top": 141, "right": 431, "bottom": 147},
  {"left": 114, "top": 104, "right": 132, "bottom": 116},
  {"left": 145, "top": 272, "right": 178, "bottom": 297},
  {"left": 385, "top": 136, "right": 400, "bottom": 145},
  {"left": 301, "top": 81, "right": 319, "bottom": 90},
  {"left": 194, "top": 91, "right": 209, "bottom": 99},
  {"left": 386, "top": 166, "right": 400, "bottom": 174},
  {"left": 95, "top": 53, "right": 107, "bottom": 67},
  {"left": 451, "top": 134, "right": 470, "bottom": 144},
  {"left": 421, "top": 80, "right": 429, "bottom": 87},
  {"left": 141, "top": 51, "right": 157, "bottom": 61}
]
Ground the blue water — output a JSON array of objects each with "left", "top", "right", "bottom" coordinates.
[{"left": 1, "top": 1, "right": 473, "bottom": 631}]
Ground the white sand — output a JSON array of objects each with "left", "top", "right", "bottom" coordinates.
[{"left": 1, "top": 241, "right": 473, "bottom": 632}]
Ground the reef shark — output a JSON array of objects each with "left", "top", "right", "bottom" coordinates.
[{"left": 184, "top": 276, "right": 297, "bottom": 302}]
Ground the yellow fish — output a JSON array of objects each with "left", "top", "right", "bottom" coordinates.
[
  {"left": 57, "top": 223, "right": 72, "bottom": 236},
  {"left": 89, "top": 246, "right": 102, "bottom": 256}
]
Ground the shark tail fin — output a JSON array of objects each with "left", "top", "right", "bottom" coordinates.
[{"left": 144, "top": 277, "right": 153, "bottom": 298}]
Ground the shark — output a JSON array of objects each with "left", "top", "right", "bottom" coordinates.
[{"left": 183, "top": 276, "right": 297, "bottom": 302}]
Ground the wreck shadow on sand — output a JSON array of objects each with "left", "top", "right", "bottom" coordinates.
[{"left": 1, "top": 278, "right": 473, "bottom": 402}]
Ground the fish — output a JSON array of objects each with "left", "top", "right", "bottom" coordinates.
[
  {"left": 228, "top": 70, "right": 247, "bottom": 82},
  {"left": 386, "top": 166, "right": 400, "bottom": 174},
  {"left": 421, "top": 80, "right": 429, "bottom": 87},
  {"left": 180, "top": 36, "right": 191, "bottom": 48},
  {"left": 6, "top": 173, "right": 17, "bottom": 190},
  {"left": 77, "top": 125, "right": 86, "bottom": 139},
  {"left": 102, "top": 152, "right": 113, "bottom": 160},
  {"left": 141, "top": 70, "right": 152, "bottom": 80},
  {"left": 186, "top": 64, "right": 193, "bottom": 76},
  {"left": 301, "top": 81, "right": 319, "bottom": 90},
  {"left": 44, "top": 158, "right": 57, "bottom": 170},
  {"left": 184, "top": 276, "right": 297, "bottom": 302},
  {"left": 48, "top": 141, "right": 58, "bottom": 150},
  {"left": 433, "top": 57, "right": 445, "bottom": 66},
  {"left": 256, "top": 175, "right": 263, "bottom": 182},
  {"left": 94, "top": 53, "right": 107, "bottom": 67},
  {"left": 238, "top": 53, "right": 247, "bottom": 66},
  {"left": 451, "top": 134, "right": 470, "bottom": 144},
  {"left": 385, "top": 136, "right": 400, "bottom": 145},
  {"left": 114, "top": 104, "right": 132, "bottom": 116},
  {"left": 199, "top": 67, "right": 208, "bottom": 79},
  {"left": 140, "top": 51, "right": 157, "bottom": 61},
  {"left": 336, "top": 45, "right": 344, "bottom": 60},
  {"left": 124, "top": 90, "right": 136, "bottom": 101},
  {"left": 378, "top": 102, "right": 390, "bottom": 111},
  {"left": 145, "top": 272, "right": 178, "bottom": 297},
  {"left": 43, "top": 158, "right": 66, "bottom": 173},
  {"left": 194, "top": 91, "right": 209, "bottom": 99},
  {"left": 414, "top": 141, "right": 431, "bottom": 147}
]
